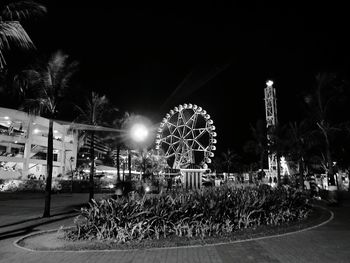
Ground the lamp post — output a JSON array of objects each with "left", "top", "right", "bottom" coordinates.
[
  {"left": 129, "top": 123, "right": 149, "bottom": 179},
  {"left": 129, "top": 122, "right": 151, "bottom": 192},
  {"left": 69, "top": 156, "right": 75, "bottom": 193}
]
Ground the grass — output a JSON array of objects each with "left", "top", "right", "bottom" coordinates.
[{"left": 18, "top": 204, "right": 329, "bottom": 251}]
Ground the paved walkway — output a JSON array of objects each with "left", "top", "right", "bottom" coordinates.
[
  {"left": 0, "top": 193, "right": 109, "bottom": 239},
  {"left": 0, "top": 192, "right": 350, "bottom": 262}
]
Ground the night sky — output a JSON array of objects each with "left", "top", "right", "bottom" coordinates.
[{"left": 2, "top": 2, "right": 350, "bottom": 153}]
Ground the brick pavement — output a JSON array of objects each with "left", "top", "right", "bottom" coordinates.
[{"left": 0, "top": 192, "right": 349, "bottom": 263}]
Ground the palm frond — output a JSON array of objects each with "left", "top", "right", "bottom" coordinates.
[
  {"left": 1, "top": 1, "right": 46, "bottom": 21},
  {"left": 0, "top": 21, "right": 34, "bottom": 48},
  {"left": 14, "top": 50, "right": 78, "bottom": 116},
  {"left": 0, "top": 21, "right": 34, "bottom": 68}
]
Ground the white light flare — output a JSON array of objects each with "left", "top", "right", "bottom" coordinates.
[{"left": 130, "top": 123, "right": 149, "bottom": 142}]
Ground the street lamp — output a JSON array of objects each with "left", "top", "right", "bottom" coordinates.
[
  {"left": 130, "top": 123, "right": 149, "bottom": 143},
  {"left": 129, "top": 122, "right": 150, "bottom": 181},
  {"left": 70, "top": 156, "right": 75, "bottom": 193}
]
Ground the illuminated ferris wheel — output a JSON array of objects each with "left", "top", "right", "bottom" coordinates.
[{"left": 155, "top": 103, "right": 217, "bottom": 169}]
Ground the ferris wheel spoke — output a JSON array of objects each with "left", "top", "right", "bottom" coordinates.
[
  {"left": 182, "top": 124, "right": 187, "bottom": 137},
  {"left": 166, "top": 152, "right": 175, "bottom": 158},
  {"left": 183, "top": 129, "right": 193, "bottom": 139},
  {"left": 165, "top": 146, "right": 172, "bottom": 156},
  {"left": 161, "top": 140, "right": 172, "bottom": 146},
  {"left": 185, "top": 111, "right": 195, "bottom": 126},
  {"left": 167, "top": 122, "right": 177, "bottom": 128},
  {"left": 171, "top": 134, "right": 181, "bottom": 140},
  {"left": 193, "top": 140, "right": 206, "bottom": 151},
  {"left": 176, "top": 111, "right": 183, "bottom": 128},
  {"left": 193, "top": 128, "right": 207, "bottom": 140},
  {"left": 192, "top": 112, "right": 198, "bottom": 129}
]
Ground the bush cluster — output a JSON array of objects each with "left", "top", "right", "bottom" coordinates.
[
  {"left": 0, "top": 179, "right": 61, "bottom": 192},
  {"left": 67, "top": 185, "right": 310, "bottom": 242}
]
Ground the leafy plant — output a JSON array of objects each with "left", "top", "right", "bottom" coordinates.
[{"left": 66, "top": 185, "right": 310, "bottom": 243}]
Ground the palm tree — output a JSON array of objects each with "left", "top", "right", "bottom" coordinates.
[
  {"left": 75, "top": 91, "right": 109, "bottom": 202},
  {"left": 0, "top": 1, "right": 46, "bottom": 69},
  {"left": 286, "top": 121, "right": 313, "bottom": 189},
  {"left": 245, "top": 119, "right": 268, "bottom": 173},
  {"left": 14, "top": 50, "right": 77, "bottom": 217},
  {"left": 221, "top": 149, "right": 238, "bottom": 176},
  {"left": 102, "top": 111, "right": 130, "bottom": 182}
]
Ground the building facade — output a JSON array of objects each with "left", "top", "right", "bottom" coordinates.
[{"left": 0, "top": 107, "right": 78, "bottom": 180}]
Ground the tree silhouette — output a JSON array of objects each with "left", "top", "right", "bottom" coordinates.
[
  {"left": 14, "top": 50, "right": 77, "bottom": 217},
  {"left": 75, "top": 91, "right": 109, "bottom": 202}
]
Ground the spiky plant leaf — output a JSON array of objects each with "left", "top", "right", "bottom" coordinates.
[{"left": 1, "top": 1, "right": 47, "bottom": 21}]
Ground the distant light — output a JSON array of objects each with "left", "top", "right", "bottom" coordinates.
[
  {"left": 145, "top": 186, "right": 150, "bottom": 192},
  {"left": 33, "top": 128, "right": 40, "bottom": 134},
  {"left": 14, "top": 141, "right": 18, "bottom": 144},
  {"left": 266, "top": 80, "right": 274, "bottom": 87},
  {"left": 108, "top": 184, "right": 114, "bottom": 189},
  {"left": 4, "top": 116, "right": 10, "bottom": 120},
  {"left": 54, "top": 130, "right": 58, "bottom": 133},
  {"left": 130, "top": 123, "right": 149, "bottom": 142}
]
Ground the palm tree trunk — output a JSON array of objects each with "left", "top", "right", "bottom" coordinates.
[
  {"left": 128, "top": 150, "right": 131, "bottom": 181},
  {"left": 276, "top": 152, "right": 281, "bottom": 186},
  {"left": 142, "top": 154, "right": 146, "bottom": 182},
  {"left": 43, "top": 119, "right": 53, "bottom": 217},
  {"left": 89, "top": 131, "right": 95, "bottom": 202},
  {"left": 116, "top": 145, "right": 120, "bottom": 182},
  {"left": 299, "top": 157, "right": 304, "bottom": 190}
]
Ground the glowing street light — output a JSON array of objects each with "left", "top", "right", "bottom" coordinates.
[
  {"left": 266, "top": 80, "right": 274, "bottom": 87},
  {"left": 130, "top": 123, "right": 149, "bottom": 143}
]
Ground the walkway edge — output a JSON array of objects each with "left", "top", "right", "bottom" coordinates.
[{"left": 13, "top": 205, "right": 334, "bottom": 253}]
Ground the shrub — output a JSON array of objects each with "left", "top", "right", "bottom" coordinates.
[
  {"left": 0, "top": 179, "right": 62, "bottom": 192},
  {"left": 66, "top": 185, "right": 310, "bottom": 243}
]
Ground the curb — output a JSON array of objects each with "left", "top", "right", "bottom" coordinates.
[{"left": 14, "top": 205, "right": 334, "bottom": 253}]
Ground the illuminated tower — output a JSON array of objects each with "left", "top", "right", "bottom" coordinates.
[{"left": 264, "top": 80, "right": 278, "bottom": 173}]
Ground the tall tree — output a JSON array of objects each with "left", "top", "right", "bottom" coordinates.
[
  {"left": 75, "top": 91, "right": 109, "bottom": 202},
  {"left": 221, "top": 149, "right": 238, "bottom": 175},
  {"left": 286, "top": 120, "right": 313, "bottom": 189},
  {"left": 14, "top": 50, "right": 77, "bottom": 217},
  {"left": 304, "top": 73, "right": 344, "bottom": 189},
  {"left": 0, "top": 1, "right": 46, "bottom": 69},
  {"left": 102, "top": 111, "right": 130, "bottom": 182},
  {"left": 244, "top": 119, "right": 268, "bottom": 173}
]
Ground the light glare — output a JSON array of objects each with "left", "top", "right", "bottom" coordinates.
[
  {"left": 130, "top": 123, "right": 149, "bottom": 142},
  {"left": 266, "top": 80, "right": 274, "bottom": 87}
]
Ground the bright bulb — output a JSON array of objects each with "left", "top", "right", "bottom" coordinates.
[
  {"left": 130, "top": 123, "right": 149, "bottom": 142},
  {"left": 266, "top": 80, "right": 274, "bottom": 87}
]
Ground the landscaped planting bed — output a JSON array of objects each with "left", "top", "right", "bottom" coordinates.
[{"left": 65, "top": 185, "right": 311, "bottom": 245}]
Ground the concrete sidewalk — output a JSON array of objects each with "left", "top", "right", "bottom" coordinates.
[
  {"left": 0, "top": 192, "right": 350, "bottom": 262},
  {"left": 0, "top": 193, "right": 109, "bottom": 240}
]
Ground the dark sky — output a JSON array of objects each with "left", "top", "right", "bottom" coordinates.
[{"left": 3, "top": 2, "right": 350, "bottom": 154}]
